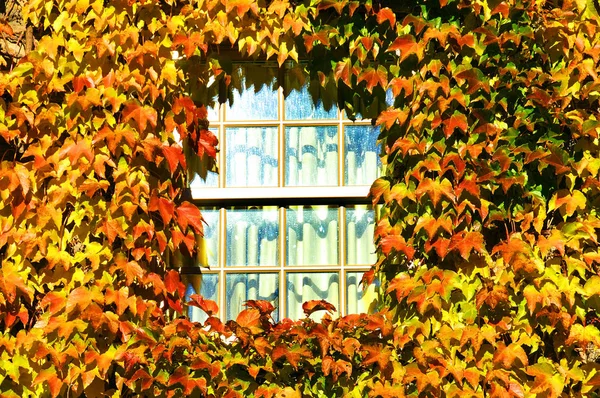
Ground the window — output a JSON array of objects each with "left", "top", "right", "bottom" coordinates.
[{"left": 186, "top": 66, "right": 382, "bottom": 321}]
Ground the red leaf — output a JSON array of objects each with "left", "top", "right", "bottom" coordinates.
[
  {"left": 176, "top": 202, "right": 204, "bottom": 234},
  {"left": 149, "top": 196, "right": 175, "bottom": 225},
  {"left": 302, "top": 299, "right": 336, "bottom": 317},
  {"left": 165, "top": 270, "right": 185, "bottom": 297},
  {"left": 197, "top": 129, "right": 218, "bottom": 158},
  {"left": 188, "top": 294, "right": 219, "bottom": 316},
  {"left": 162, "top": 145, "right": 186, "bottom": 175},
  {"left": 122, "top": 101, "right": 158, "bottom": 132}
]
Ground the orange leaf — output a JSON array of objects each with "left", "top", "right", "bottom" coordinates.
[
  {"left": 380, "top": 235, "right": 415, "bottom": 259},
  {"left": 122, "top": 101, "right": 157, "bottom": 132},
  {"left": 302, "top": 299, "right": 336, "bottom": 317},
  {"left": 376, "top": 7, "right": 396, "bottom": 26},
  {"left": 236, "top": 308, "right": 263, "bottom": 334},
  {"left": 376, "top": 108, "right": 409, "bottom": 129},
  {"left": 415, "top": 178, "right": 455, "bottom": 207},
  {"left": 388, "top": 35, "right": 418, "bottom": 62},
  {"left": 272, "top": 344, "right": 312, "bottom": 369}
]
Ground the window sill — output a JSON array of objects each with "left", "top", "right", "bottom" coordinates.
[{"left": 191, "top": 186, "right": 371, "bottom": 206}]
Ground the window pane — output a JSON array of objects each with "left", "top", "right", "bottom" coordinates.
[
  {"left": 226, "top": 127, "right": 278, "bottom": 187},
  {"left": 285, "top": 126, "right": 338, "bottom": 186},
  {"left": 286, "top": 206, "right": 338, "bottom": 266},
  {"left": 226, "top": 207, "right": 279, "bottom": 266},
  {"left": 199, "top": 209, "right": 219, "bottom": 267},
  {"left": 346, "top": 272, "right": 378, "bottom": 314},
  {"left": 226, "top": 82, "right": 278, "bottom": 120},
  {"left": 346, "top": 205, "right": 376, "bottom": 265},
  {"left": 226, "top": 273, "right": 279, "bottom": 321},
  {"left": 345, "top": 125, "right": 381, "bottom": 186},
  {"left": 286, "top": 272, "right": 339, "bottom": 320},
  {"left": 186, "top": 273, "right": 219, "bottom": 323},
  {"left": 285, "top": 86, "right": 337, "bottom": 120}
]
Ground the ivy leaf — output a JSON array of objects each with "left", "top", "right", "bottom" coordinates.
[
  {"left": 377, "top": 108, "right": 409, "bottom": 130},
  {"left": 176, "top": 202, "right": 204, "bottom": 234},
  {"left": 357, "top": 66, "right": 388, "bottom": 92},
  {"left": 415, "top": 178, "right": 455, "bottom": 207},
  {"left": 162, "top": 144, "right": 186, "bottom": 175},
  {"left": 236, "top": 308, "right": 263, "bottom": 334},
  {"left": 188, "top": 294, "right": 219, "bottom": 316},
  {"left": 494, "top": 342, "right": 528, "bottom": 368},
  {"left": 122, "top": 101, "right": 158, "bottom": 132},
  {"left": 376, "top": 7, "right": 396, "bottom": 26},
  {"left": 387, "top": 35, "right": 418, "bottom": 61},
  {"left": 245, "top": 300, "right": 276, "bottom": 316},
  {"left": 272, "top": 344, "right": 312, "bottom": 369},
  {"left": 33, "top": 368, "right": 63, "bottom": 398},
  {"left": 302, "top": 300, "right": 336, "bottom": 317},
  {"left": 380, "top": 235, "right": 415, "bottom": 259}
]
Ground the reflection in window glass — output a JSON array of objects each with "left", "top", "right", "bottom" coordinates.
[
  {"left": 285, "top": 86, "right": 337, "bottom": 120},
  {"left": 186, "top": 273, "right": 219, "bottom": 323},
  {"left": 226, "top": 207, "right": 279, "bottom": 266},
  {"left": 198, "top": 209, "right": 219, "bottom": 267},
  {"left": 226, "top": 273, "right": 279, "bottom": 321},
  {"left": 226, "top": 127, "right": 278, "bottom": 187},
  {"left": 286, "top": 272, "right": 339, "bottom": 320},
  {"left": 286, "top": 206, "right": 338, "bottom": 266},
  {"left": 346, "top": 205, "right": 376, "bottom": 265},
  {"left": 345, "top": 125, "right": 381, "bottom": 186},
  {"left": 285, "top": 126, "right": 338, "bottom": 186},
  {"left": 227, "top": 82, "right": 278, "bottom": 120},
  {"left": 346, "top": 272, "right": 378, "bottom": 314}
]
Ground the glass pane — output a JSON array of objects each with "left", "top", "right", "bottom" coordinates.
[
  {"left": 346, "top": 205, "right": 376, "bottom": 265},
  {"left": 285, "top": 126, "right": 338, "bottom": 186},
  {"left": 226, "top": 81, "right": 278, "bottom": 121},
  {"left": 286, "top": 272, "right": 339, "bottom": 320},
  {"left": 226, "top": 127, "right": 278, "bottom": 187},
  {"left": 346, "top": 272, "right": 378, "bottom": 314},
  {"left": 285, "top": 86, "right": 337, "bottom": 120},
  {"left": 198, "top": 209, "right": 219, "bottom": 267},
  {"left": 286, "top": 206, "right": 338, "bottom": 266},
  {"left": 226, "top": 273, "right": 279, "bottom": 321},
  {"left": 186, "top": 273, "right": 219, "bottom": 323},
  {"left": 345, "top": 125, "right": 381, "bottom": 186},
  {"left": 226, "top": 207, "right": 279, "bottom": 266}
]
